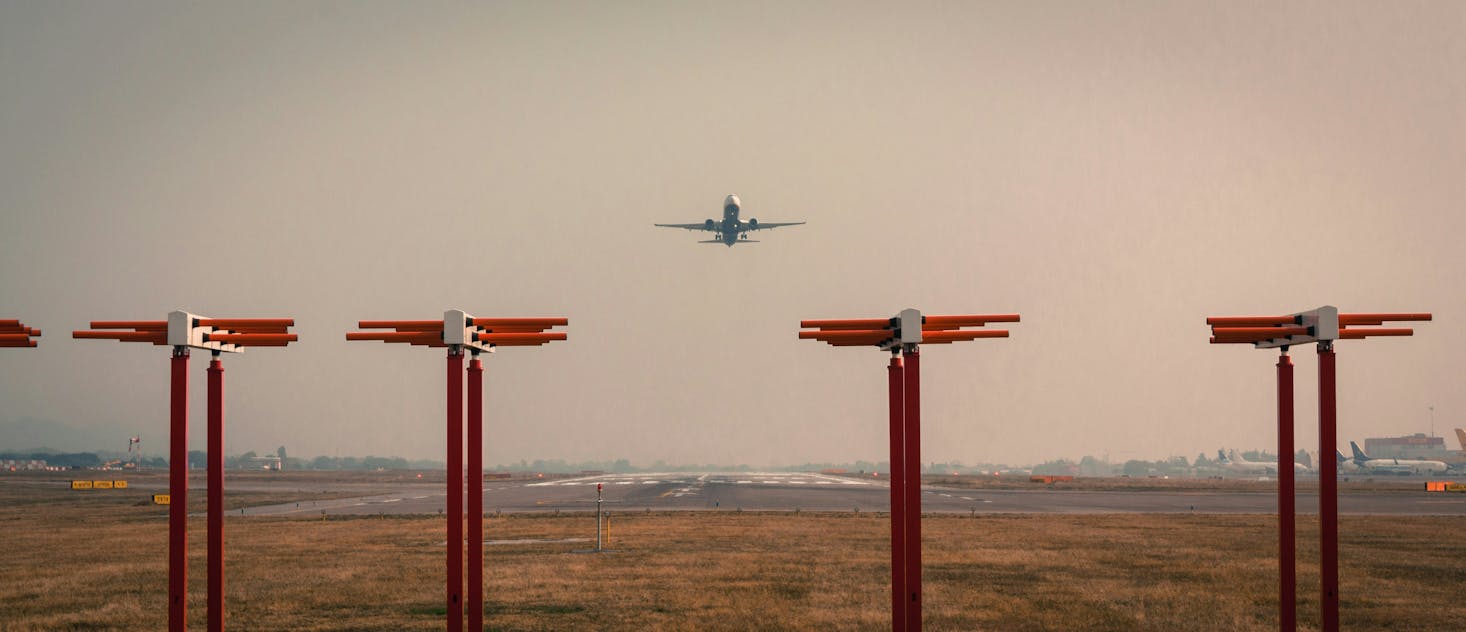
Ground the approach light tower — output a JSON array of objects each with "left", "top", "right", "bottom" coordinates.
[
  {"left": 74, "top": 312, "right": 297, "bottom": 632},
  {"left": 346, "top": 310, "right": 567, "bottom": 632},
  {"left": 1206, "top": 307, "right": 1430, "bottom": 632},
  {"left": 800, "top": 308, "right": 1019, "bottom": 632}
]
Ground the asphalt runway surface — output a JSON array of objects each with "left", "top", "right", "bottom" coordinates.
[{"left": 236, "top": 472, "right": 1466, "bottom": 517}]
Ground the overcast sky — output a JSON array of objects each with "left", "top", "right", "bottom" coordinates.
[{"left": 2, "top": 2, "right": 1462, "bottom": 467}]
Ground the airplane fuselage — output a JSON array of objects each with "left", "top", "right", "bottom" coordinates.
[
  {"left": 718, "top": 199, "right": 741, "bottom": 246},
  {"left": 1356, "top": 458, "right": 1448, "bottom": 475},
  {"left": 1348, "top": 440, "right": 1448, "bottom": 474}
]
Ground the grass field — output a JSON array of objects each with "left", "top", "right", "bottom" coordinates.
[{"left": 1, "top": 473, "right": 1462, "bottom": 630}]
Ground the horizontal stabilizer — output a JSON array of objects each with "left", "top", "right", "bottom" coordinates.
[{"left": 699, "top": 239, "right": 757, "bottom": 244}]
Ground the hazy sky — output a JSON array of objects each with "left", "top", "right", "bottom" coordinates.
[{"left": 2, "top": 2, "right": 1462, "bottom": 467}]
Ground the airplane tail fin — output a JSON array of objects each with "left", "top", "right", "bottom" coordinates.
[
  {"left": 1337, "top": 450, "right": 1348, "bottom": 464},
  {"left": 1349, "top": 441, "right": 1369, "bottom": 463},
  {"left": 1456, "top": 428, "right": 1466, "bottom": 451},
  {"left": 1217, "top": 449, "right": 1229, "bottom": 464}
]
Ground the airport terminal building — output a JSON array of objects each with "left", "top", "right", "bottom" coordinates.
[{"left": 1364, "top": 434, "right": 1449, "bottom": 459}]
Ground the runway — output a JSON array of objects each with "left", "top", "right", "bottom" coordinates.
[{"left": 236, "top": 472, "right": 1466, "bottom": 517}]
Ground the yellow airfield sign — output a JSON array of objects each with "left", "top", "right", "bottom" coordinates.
[{"left": 70, "top": 480, "right": 129, "bottom": 490}]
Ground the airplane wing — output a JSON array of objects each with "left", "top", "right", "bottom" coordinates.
[
  {"left": 655, "top": 223, "right": 718, "bottom": 232},
  {"left": 745, "top": 221, "right": 805, "bottom": 231},
  {"left": 700, "top": 239, "right": 756, "bottom": 244}
]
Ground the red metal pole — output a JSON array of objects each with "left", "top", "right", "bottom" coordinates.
[
  {"left": 1277, "top": 351, "right": 1295, "bottom": 632},
  {"left": 1318, "top": 343, "right": 1338, "bottom": 632},
  {"left": 467, "top": 355, "right": 484, "bottom": 632},
  {"left": 887, "top": 354, "right": 906, "bottom": 632},
  {"left": 169, "top": 347, "right": 189, "bottom": 632},
  {"left": 207, "top": 356, "right": 225, "bottom": 632},
  {"left": 902, "top": 347, "right": 921, "bottom": 631},
  {"left": 447, "top": 348, "right": 465, "bottom": 632}
]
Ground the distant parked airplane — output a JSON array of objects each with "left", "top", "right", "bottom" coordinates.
[
  {"left": 655, "top": 195, "right": 805, "bottom": 247},
  {"left": 1348, "top": 441, "right": 1448, "bottom": 475},
  {"left": 1218, "top": 449, "right": 1309, "bottom": 475}
]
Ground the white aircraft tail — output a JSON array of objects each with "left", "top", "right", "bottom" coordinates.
[{"left": 1456, "top": 428, "right": 1466, "bottom": 451}]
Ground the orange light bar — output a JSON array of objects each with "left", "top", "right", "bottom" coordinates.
[
  {"left": 799, "top": 318, "right": 892, "bottom": 330},
  {"left": 0, "top": 334, "right": 34, "bottom": 342},
  {"left": 357, "top": 320, "right": 445, "bottom": 331},
  {"left": 204, "top": 333, "right": 298, "bottom": 345},
  {"left": 470, "top": 317, "right": 568, "bottom": 328},
  {"left": 345, "top": 331, "right": 443, "bottom": 343},
  {"left": 89, "top": 320, "right": 168, "bottom": 331},
  {"left": 1338, "top": 313, "right": 1432, "bottom": 326},
  {"left": 922, "top": 330, "right": 1010, "bottom": 343},
  {"left": 923, "top": 314, "right": 1021, "bottom": 327},
  {"left": 1205, "top": 316, "right": 1296, "bottom": 327},
  {"left": 798, "top": 329, "right": 891, "bottom": 340},
  {"left": 1210, "top": 326, "right": 1309, "bottom": 338},
  {"left": 474, "top": 325, "right": 556, "bottom": 333},
  {"left": 473, "top": 332, "right": 567, "bottom": 344},
  {"left": 1338, "top": 328, "right": 1414, "bottom": 339},
  {"left": 1210, "top": 335, "right": 1285, "bottom": 344},
  {"left": 210, "top": 327, "right": 290, "bottom": 334},
  {"left": 811, "top": 338, "right": 891, "bottom": 347},
  {"left": 73, "top": 331, "right": 168, "bottom": 343},
  {"left": 197, "top": 318, "right": 295, "bottom": 328}
]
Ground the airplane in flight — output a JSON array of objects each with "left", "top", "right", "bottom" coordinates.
[
  {"left": 1217, "top": 449, "right": 1309, "bottom": 475},
  {"left": 1347, "top": 441, "right": 1448, "bottom": 475},
  {"left": 655, "top": 195, "right": 805, "bottom": 247}
]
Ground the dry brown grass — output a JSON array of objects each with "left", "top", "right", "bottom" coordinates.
[{"left": 1, "top": 474, "right": 1462, "bottom": 630}]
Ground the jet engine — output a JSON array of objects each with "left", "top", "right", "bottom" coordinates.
[
  {"left": 748, "top": 218, "right": 759, "bottom": 229},
  {"left": 704, "top": 219, "right": 715, "bottom": 230}
]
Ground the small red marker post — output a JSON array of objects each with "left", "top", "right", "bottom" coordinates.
[
  {"left": 801, "top": 309, "right": 1019, "bottom": 631},
  {"left": 347, "top": 310, "right": 566, "bottom": 631},
  {"left": 75, "top": 312, "right": 297, "bottom": 632},
  {"left": 1207, "top": 307, "right": 1430, "bottom": 632}
]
